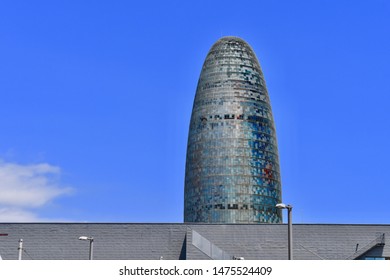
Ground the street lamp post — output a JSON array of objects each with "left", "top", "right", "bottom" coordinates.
[
  {"left": 18, "top": 239, "right": 23, "bottom": 260},
  {"left": 276, "top": 203, "right": 293, "bottom": 260},
  {"left": 79, "top": 236, "right": 94, "bottom": 260}
]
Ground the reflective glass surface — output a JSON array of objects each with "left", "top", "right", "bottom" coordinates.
[{"left": 184, "top": 37, "right": 282, "bottom": 223}]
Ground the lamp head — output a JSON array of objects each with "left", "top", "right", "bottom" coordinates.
[
  {"left": 78, "top": 236, "right": 93, "bottom": 241},
  {"left": 276, "top": 203, "right": 293, "bottom": 210},
  {"left": 276, "top": 203, "right": 286, "bottom": 209}
]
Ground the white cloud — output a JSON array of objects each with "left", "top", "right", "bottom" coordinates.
[
  {"left": 0, "top": 160, "right": 72, "bottom": 222},
  {"left": 0, "top": 207, "right": 41, "bottom": 222}
]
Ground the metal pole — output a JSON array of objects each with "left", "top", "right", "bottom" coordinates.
[
  {"left": 18, "top": 239, "right": 23, "bottom": 260},
  {"left": 287, "top": 207, "right": 293, "bottom": 260},
  {"left": 89, "top": 238, "right": 94, "bottom": 260}
]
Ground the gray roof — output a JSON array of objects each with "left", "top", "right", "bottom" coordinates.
[{"left": 0, "top": 223, "right": 389, "bottom": 260}]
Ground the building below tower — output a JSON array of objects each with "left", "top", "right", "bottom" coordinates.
[{"left": 0, "top": 223, "right": 388, "bottom": 260}]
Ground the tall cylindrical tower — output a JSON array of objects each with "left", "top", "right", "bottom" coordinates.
[{"left": 184, "top": 37, "right": 282, "bottom": 223}]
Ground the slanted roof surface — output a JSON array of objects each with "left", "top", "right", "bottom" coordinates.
[{"left": 0, "top": 223, "right": 388, "bottom": 260}]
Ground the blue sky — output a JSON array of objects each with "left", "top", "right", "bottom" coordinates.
[{"left": 0, "top": 1, "right": 389, "bottom": 223}]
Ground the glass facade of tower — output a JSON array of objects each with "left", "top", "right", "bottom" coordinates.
[{"left": 184, "top": 37, "right": 282, "bottom": 223}]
